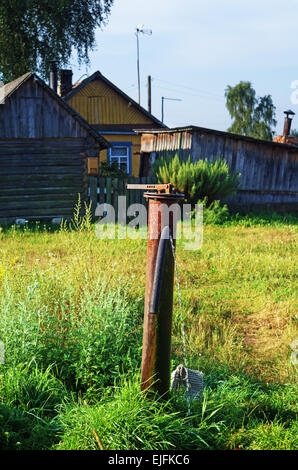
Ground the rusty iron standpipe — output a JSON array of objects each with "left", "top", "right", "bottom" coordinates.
[{"left": 126, "top": 184, "right": 184, "bottom": 398}]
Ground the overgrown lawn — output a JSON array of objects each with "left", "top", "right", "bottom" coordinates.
[{"left": 0, "top": 213, "right": 297, "bottom": 450}]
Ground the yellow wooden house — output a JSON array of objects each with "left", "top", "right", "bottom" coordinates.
[{"left": 63, "top": 71, "right": 165, "bottom": 176}]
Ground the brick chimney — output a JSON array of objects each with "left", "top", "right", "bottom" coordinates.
[
  {"left": 273, "top": 110, "right": 298, "bottom": 145},
  {"left": 283, "top": 109, "right": 295, "bottom": 136},
  {"left": 58, "top": 70, "right": 73, "bottom": 97}
]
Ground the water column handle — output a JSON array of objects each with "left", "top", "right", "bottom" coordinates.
[{"left": 149, "top": 226, "right": 171, "bottom": 315}]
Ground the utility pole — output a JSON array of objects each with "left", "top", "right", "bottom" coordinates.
[
  {"left": 148, "top": 75, "right": 152, "bottom": 113},
  {"left": 135, "top": 25, "right": 152, "bottom": 105},
  {"left": 161, "top": 96, "right": 182, "bottom": 124},
  {"left": 136, "top": 31, "right": 141, "bottom": 104}
]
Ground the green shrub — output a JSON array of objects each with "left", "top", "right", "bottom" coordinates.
[
  {"left": 153, "top": 154, "right": 240, "bottom": 205},
  {"left": 98, "top": 161, "right": 129, "bottom": 177}
]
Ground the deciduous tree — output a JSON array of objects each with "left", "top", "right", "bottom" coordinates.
[
  {"left": 0, "top": 0, "right": 114, "bottom": 82},
  {"left": 225, "top": 81, "right": 277, "bottom": 141}
]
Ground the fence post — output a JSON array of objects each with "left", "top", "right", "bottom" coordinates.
[
  {"left": 99, "top": 177, "right": 105, "bottom": 205},
  {"left": 113, "top": 178, "right": 118, "bottom": 221},
  {"left": 106, "top": 177, "right": 112, "bottom": 206},
  {"left": 88, "top": 176, "right": 158, "bottom": 222},
  {"left": 89, "top": 175, "right": 98, "bottom": 221}
]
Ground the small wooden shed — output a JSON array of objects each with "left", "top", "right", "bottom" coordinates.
[{"left": 0, "top": 72, "right": 109, "bottom": 223}]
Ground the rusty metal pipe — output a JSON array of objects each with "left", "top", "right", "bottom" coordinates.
[
  {"left": 141, "top": 194, "right": 183, "bottom": 398},
  {"left": 126, "top": 184, "right": 184, "bottom": 398}
]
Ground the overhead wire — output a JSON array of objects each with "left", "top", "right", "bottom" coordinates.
[
  {"left": 152, "top": 84, "right": 226, "bottom": 103},
  {"left": 123, "top": 76, "right": 284, "bottom": 129},
  {"left": 152, "top": 77, "right": 225, "bottom": 100},
  {"left": 152, "top": 76, "right": 287, "bottom": 117}
]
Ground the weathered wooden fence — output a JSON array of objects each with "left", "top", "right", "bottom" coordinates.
[
  {"left": 88, "top": 175, "right": 157, "bottom": 220},
  {"left": 140, "top": 127, "right": 298, "bottom": 212}
]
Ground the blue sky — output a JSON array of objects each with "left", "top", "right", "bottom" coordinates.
[{"left": 71, "top": 0, "right": 298, "bottom": 134}]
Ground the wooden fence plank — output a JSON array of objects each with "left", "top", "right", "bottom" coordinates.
[
  {"left": 113, "top": 178, "right": 118, "bottom": 219},
  {"left": 141, "top": 176, "right": 147, "bottom": 205},
  {"left": 128, "top": 176, "right": 134, "bottom": 208},
  {"left": 106, "top": 178, "right": 112, "bottom": 206},
  {"left": 124, "top": 178, "right": 129, "bottom": 218},
  {"left": 99, "top": 177, "right": 105, "bottom": 205},
  {"left": 89, "top": 175, "right": 98, "bottom": 217},
  {"left": 88, "top": 176, "right": 157, "bottom": 221}
]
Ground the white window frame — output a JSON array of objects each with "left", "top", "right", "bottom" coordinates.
[{"left": 108, "top": 142, "right": 132, "bottom": 175}]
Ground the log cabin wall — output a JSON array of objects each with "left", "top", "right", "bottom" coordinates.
[{"left": 0, "top": 74, "right": 105, "bottom": 223}]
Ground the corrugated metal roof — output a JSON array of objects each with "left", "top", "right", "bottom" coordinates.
[{"left": 135, "top": 125, "right": 298, "bottom": 152}]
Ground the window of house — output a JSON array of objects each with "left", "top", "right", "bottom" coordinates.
[{"left": 108, "top": 143, "right": 131, "bottom": 175}]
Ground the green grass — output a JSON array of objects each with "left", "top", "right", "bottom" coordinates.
[
  {"left": 0, "top": 212, "right": 297, "bottom": 450},
  {"left": 54, "top": 373, "right": 297, "bottom": 450}
]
